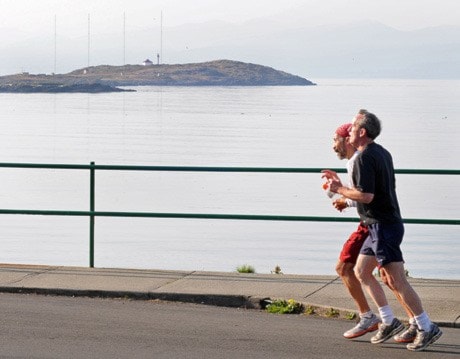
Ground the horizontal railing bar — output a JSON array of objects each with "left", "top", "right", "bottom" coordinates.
[
  {"left": 95, "top": 166, "right": 335, "bottom": 173},
  {"left": 0, "top": 162, "right": 459, "bottom": 175},
  {"left": 0, "top": 163, "right": 346, "bottom": 173},
  {"left": 0, "top": 163, "right": 90, "bottom": 170},
  {"left": 394, "top": 169, "right": 460, "bottom": 175},
  {"left": 0, "top": 209, "right": 457, "bottom": 225}
]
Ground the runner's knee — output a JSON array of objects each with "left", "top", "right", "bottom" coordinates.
[{"left": 336, "top": 261, "right": 354, "bottom": 277}]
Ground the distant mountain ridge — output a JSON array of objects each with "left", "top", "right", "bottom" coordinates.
[
  {"left": 0, "top": 60, "right": 314, "bottom": 92},
  {"left": 165, "top": 21, "right": 460, "bottom": 79},
  {"left": 1, "top": 21, "right": 459, "bottom": 79}
]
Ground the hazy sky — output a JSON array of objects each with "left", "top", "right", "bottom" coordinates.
[
  {"left": 1, "top": 0, "right": 459, "bottom": 76},
  {"left": 1, "top": 0, "right": 459, "bottom": 38}
]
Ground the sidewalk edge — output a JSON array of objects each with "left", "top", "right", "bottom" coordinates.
[{"left": 1, "top": 286, "right": 458, "bottom": 329}]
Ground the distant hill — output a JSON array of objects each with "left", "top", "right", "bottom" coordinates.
[
  {"left": 69, "top": 60, "right": 315, "bottom": 86},
  {"left": 0, "top": 60, "right": 315, "bottom": 93}
]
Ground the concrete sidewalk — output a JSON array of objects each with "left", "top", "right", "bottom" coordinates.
[{"left": 0, "top": 264, "right": 458, "bottom": 328}]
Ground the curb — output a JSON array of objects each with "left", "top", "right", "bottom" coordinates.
[
  {"left": 1, "top": 286, "right": 458, "bottom": 329},
  {"left": 0, "top": 287, "right": 262, "bottom": 309}
]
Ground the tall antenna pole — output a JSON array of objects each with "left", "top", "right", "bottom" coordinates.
[
  {"left": 160, "top": 10, "right": 163, "bottom": 64},
  {"left": 87, "top": 13, "right": 91, "bottom": 68},
  {"left": 123, "top": 12, "right": 126, "bottom": 65},
  {"left": 54, "top": 15, "right": 57, "bottom": 74}
]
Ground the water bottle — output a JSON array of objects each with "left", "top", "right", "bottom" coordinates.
[{"left": 322, "top": 182, "right": 338, "bottom": 199}]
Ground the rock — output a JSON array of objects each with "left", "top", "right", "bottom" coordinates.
[{"left": 0, "top": 82, "right": 134, "bottom": 93}]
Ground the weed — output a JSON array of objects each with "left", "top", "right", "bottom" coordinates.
[
  {"left": 304, "top": 305, "right": 316, "bottom": 315},
  {"left": 266, "top": 299, "right": 303, "bottom": 314},
  {"left": 236, "top": 264, "right": 255, "bottom": 273},
  {"left": 345, "top": 312, "right": 357, "bottom": 320},
  {"left": 325, "top": 307, "right": 340, "bottom": 318}
]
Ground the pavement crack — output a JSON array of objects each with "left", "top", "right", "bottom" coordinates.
[
  {"left": 149, "top": 271, "right": 197, "bottom": 291},
  {"left": 303, "top": 276, "right": 340, "bottom": 299},
  {"left": 2, "top": 266, "right": 63, "bottom": 285}
]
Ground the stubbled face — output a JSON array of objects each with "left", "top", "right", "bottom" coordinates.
[
  {"left": 333, "top": 134, "right": 348, "bottom": 160},
  {"left": 349, "top": 114, "right": 364, "bottom": 147}
]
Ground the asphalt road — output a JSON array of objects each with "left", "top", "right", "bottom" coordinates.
[{"left": 0, "top": 293, "right": 457, "bottom": 358}]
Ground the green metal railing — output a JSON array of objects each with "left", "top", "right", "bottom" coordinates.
[{"left": 0, "top": 162, "right": 459, "bottom": 268}]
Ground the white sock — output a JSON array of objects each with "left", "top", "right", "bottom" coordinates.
[
  {"left": 378, "top": 305, "right": 395, "bottom": 325},
  {"left": 409, "top": 317, "right": 417, "bottom": 326},
  {"left": 414, "top": 312, "right": 432, "bottom": 332}
]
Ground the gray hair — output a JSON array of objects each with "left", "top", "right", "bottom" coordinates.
[{"left": 356, "top": 109, "right": 381, "bottom": 140}]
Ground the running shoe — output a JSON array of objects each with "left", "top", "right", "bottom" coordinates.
[
  {"left": 343, "top": 313, "right": 380, "bottom": 339},
  {"left": 370, "top": 318, "right": 404, "bottom": 344},
  {"left": 393, "top": 323, "right": 417, "bottom": 343},
  {"left": 407, "top": 323, "right": 442, "bottom": 352}
]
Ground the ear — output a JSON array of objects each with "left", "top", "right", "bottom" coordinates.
[{"left": 358, "top": 127, "right": 367, "bottom": 137}]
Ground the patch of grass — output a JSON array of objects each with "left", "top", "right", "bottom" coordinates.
[
  {"left": 266, "top": 299, "right": 303, "bottom": 314},
  {"left": 325, "top": 307, "right": 340, "bottom": 318},
  {"left": 236, "top": 264, "right": 255, "bottom": 273},
  {"left": 345, "top": 312, "right": 357, "bottom": 320},
  {"left": 304, "top": 305, "right": 316, "bottom": 315}
]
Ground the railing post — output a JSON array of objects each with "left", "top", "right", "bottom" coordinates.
[{"left": 89, "top": 161, "right": 95, "bottom": 268}]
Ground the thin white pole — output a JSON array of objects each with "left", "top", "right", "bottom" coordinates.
[
  {"left": 87, "top": 13, "right": 91, "bottom": 68},
  {"left": 123, "top": 12, "right": 126, "bottom": 65},
  {"left": 54, "top": 15, "right": 57, "bottom": 73},
  {"left": 160, "top": 10, "right": 163, "bottom": 64}
]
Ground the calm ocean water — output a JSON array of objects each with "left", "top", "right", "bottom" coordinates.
[{"left": 0, "top": 79, "right": 458, "bottom": 279}]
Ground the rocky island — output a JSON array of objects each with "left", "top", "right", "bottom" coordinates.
[{"left": 0, "top": 60, "right": 315, "bottom": 93}]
